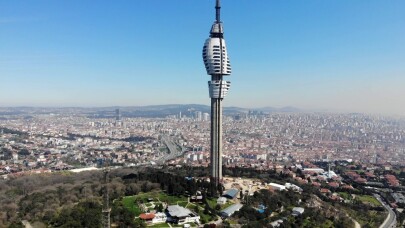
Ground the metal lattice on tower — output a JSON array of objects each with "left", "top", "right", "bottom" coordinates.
[
  {"left": 102, "top": 167, "right": 111, "bottom": 228},
  {"left": 202, "top": 0, "right": 231, "bottom": 186}
]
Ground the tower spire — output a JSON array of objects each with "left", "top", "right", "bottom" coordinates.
[{"left": 215, "top": 0, "right": 221, "bottom": 22}]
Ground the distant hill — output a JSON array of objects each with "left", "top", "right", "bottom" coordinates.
[
  {"left": 256, "top": 106, "right": 301, "bottom": 113},
  {"left": 115, "top": 104, "right": 301, "bottom": 118}
]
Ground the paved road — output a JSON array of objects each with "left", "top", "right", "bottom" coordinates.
[
  {"left": 156, "top": 135, "right": 186, "bottom": 164},
  {"left": 374, "top": 194, "right": 397, "bottom": 228},
  {"left": 131, "top": 135, "right": 186, "bottom": 166}
]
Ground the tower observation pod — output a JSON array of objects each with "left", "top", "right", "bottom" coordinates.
[{"left": 202, "top": 0, "right": 231, "bottom": 186}]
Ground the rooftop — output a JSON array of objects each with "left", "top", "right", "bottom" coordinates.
[
  {"left": 167, "top": 205, "right": 193, "bottom": 218},
  {"left": 223, "top": 188, "right": 239, "bottom": 198},
  {"left": 221, "top": 203, "right": 243, "bottom": 216}
]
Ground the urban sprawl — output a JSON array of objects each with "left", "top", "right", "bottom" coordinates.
[{"left": 1, "top": 109, "right": 405, "bottom": 227}]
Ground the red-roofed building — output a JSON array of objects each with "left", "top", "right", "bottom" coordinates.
[
  {"left": 385, "top": 175, "right": 400, "bottom": 187},
  {"left": 331, "top": 176, "right": 342, "bottom": 181},
  {"left": 140, "top": 213, "right": 155, "bottom": 221},
  {"left": 354, "top": 177, "right": 367, "bottom": 184},
  {"left": 320, "top": 188, "right": 331, "bottom": 194},
  {"left": 312, "top": 182, "right": 321, "bottom": 187},
  {"left": 345, "top": 171, "right": 360, "bottom": 180},
  {"left": 341, "top": 184, "right": 354, "bottom": 190},
  {"left": 328, "top": 182, "right": 339, "bottom": 188},
  {"left": 317, "top": 176, "right": 326, "bottom": 182},
  {"left": 330, "top": 194, "right": 343, "bottom": 202},
  {"left": 365, "top": 172, "right": 376, "bottom": 179}
]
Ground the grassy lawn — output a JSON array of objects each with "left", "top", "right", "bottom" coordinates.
[
  {"left": 125, "top": 191, "right": 187, "bottom": 204},
  {"left": 322, "top": 219, "right": 334, "bottom": 228},
  {"left": 148, "top": 223, "right": 171, "bottom": 227},
  {"left": 121, "top": 191, "right": 217, "bottom": 225},
  {"left": 356, "top": 195, "right": 381, "bottom": 206},
  {"left": 198, "top": 211, "right": 213, "bottom": 224},
  {"left": 185, "top": 202, "right": 199, "bottom": 210},
  {"left": 206, "top": 197, "right": 234, "bottom": 210},
  {"left": 342, "top": 206, "right": 386, "bottom": 227},
  {"left": 121, "top": 191, "right": 189, "bottom": 217},
  {"left": 228, "top": 219, "right": 239, "bottom": 224},
  {"left": 158, "top": 192, "right": 188, "bottom": 204},
  {"left": 122, "top": 196, "right": 142, "bottom": 216},
  {"left": 178, "top": 201, "right": 189, "bottom": 207},
  {"left": 338, "top": 192, "right": 351, "bottom": 200},
  {"left": 131, "top": 191, "right": 160, "bottom": 202},
  {"left": 206, "top": 197, "right": 218, "bottom": 209},
  {"left": 221, "top": 201, "right": 234, "bottom": 210},
  {"left": 303, "top": 218, "right": 334, "bottom": 228},
  {"left": 145, "top": 202, "right": 153, "bottom": 207}
]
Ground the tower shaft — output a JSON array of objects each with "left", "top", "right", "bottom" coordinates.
[{"left": 210, "top": 76, "right": 223, "bottom": 184}]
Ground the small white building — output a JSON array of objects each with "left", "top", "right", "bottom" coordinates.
[
  {"left": 292, "top": 207, "right": 305, "bottom": 216},
  {"left": 321, "top": 170, "right": 338, "bottom": 179},
  {"left": 217, "top": 197, "right": 227, "bottom": 205},
  {"left": 270, "top": 219, "right": 284, "bottom": 227},
  {"left": 303, "top": 168, "right": 324, "bottom": 174},
  {"left": 285, "top": 183, "right": 302, "bottom": 192},
  {"left": 268, "top": 183, "right": 286, "bottom": 191},
  {"left": 152, "top": 212, "right": 167, "bottom": 224}
]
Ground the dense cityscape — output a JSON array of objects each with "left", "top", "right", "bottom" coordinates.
[
  {"left": 1, "top": 108, "right": 405, "bottom": 172},
  {"left": 1, "top": 107, "right": 405, "bottom": 227}
]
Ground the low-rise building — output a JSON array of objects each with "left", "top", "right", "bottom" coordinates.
[
  {"left": 292, "top": 207, "right": 305, "bottom": 216},
  {"left": 152, "top": 212, "right": 167, "bottom": 224},
  {"left": 139, "top": 213, "right": 155, "bottom": 223},
  {"left": 166, "top": 205, "right": 200, "bottom": 224},
  {"left": 270, "top": 219, "right": 284, "bottom": 227},
  {"left": 221, "top": 203, "right": 243, "bottom": 218},
  {"left": 217, "top": 196, "right": 227, "bottom": 205},
  {"left": 392, "top": 193, "right": 405, "bottom": 205},
  {"left": 268, "top": 183, "right": 286, "bottom": 191},
  {"left": 223, "top": 188, "right": 239, "bottom": 199}
]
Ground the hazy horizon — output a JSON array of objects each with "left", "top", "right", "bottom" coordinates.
[{"left": 1, "top": 0, "right": 404, "bottom": 116}]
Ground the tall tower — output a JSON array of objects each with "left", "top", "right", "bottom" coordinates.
[
  {"left": 102, "top": 168, "right": 111, "bottom": 228},
  {"left": 115, "top": 108, "right": 121, "bottom": 121},
  {"left": 202, "top": 0, "right": 232, "bottom": 186},
  {"left": 115, "top": 108, "right": 121, "bottom": 127}
]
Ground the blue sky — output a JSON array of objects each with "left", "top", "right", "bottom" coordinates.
[{"left": 1, "top": 0, "right": 404, "bottom": 115}]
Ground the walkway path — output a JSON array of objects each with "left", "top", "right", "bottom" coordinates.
[
  {"left": 352, "top": 218, "right": 361, "bottom": 228},
  {"left": 21, "top": 220, "right": 33, "bottom": 228},
  {"left": 345, "top": 213, "right": 361, "bottom": 228}
]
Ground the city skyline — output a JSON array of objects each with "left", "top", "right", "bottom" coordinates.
[{"left": 1, "top": 0, "right": 405, "bottom": 116}]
